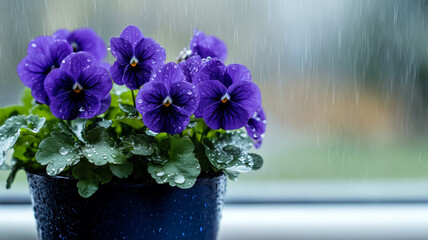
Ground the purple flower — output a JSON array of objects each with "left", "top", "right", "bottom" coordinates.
[
  {"left": 17, "top": 36, "right": 73, "bottom": 105},
  {"left": 190, "top": 29, "right": 227, "bottom": 62},
  {"left": 53, "top": 28, "right": 107, "bottom": 61},
  {"left": 245, "top": 106, "right": 266, "bottom": 148},
  {"left": 44, "top": 52, "right": 112, "bottom": 120},
  {"left": 195, "top": 59, "right": 261, "bottom": 130},
  {"left": 136, "top": 62, "right": 199, "bottom": 135},
  {"left": 178, "top": 55, "right": 213, "bottom": 83},
  {"left": 109, "top": 25, "right": 166, "bottom": 90}
]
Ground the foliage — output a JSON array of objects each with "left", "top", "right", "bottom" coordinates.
[{"left": 0, "top": 84, "right": 264, "bottom": 198}]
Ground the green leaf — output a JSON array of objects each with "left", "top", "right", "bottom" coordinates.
[
  {"left": 110, "top": 162, "right": 133, "bottom": 178},
  {"left": 6, "top": 161, "right": 20, "bottom": 189},
  {"left": 72, "top": 161, "right": 113, "bottom": 198},
  {"left": 249, "top": 153, "right": 263, "bottom": 170},
  {"left": 29, "top": 104, "right": 56, "bottom": 120},
  {"left": 21, "top": 88, "right": 33, "bottom": 110},
  {"left": 82, "top": 127, "right": 126, "bottom": 166},
  {"left": 119, "top": 103, "right": 138, "bottom": 116},
  {"left": 148, "top": 135, "right": 200, "bottom": 189},
  {"left": 0, "top": 105, "right": 27, "bottom": 126},
  {"left": 69, "top": 118, "right": 87, "bottom": 142},
  {"left": 116, "top": 116, "right": 145, "bottom": 129},
  {"left": 0, "top": 115, "right": 46, "bottom": 165},
  {"left": 125, "top": 134, "right": 154, "bottom": 155},
  {"left": 35, "top": 132, "right": 81, "bottom": 175}
]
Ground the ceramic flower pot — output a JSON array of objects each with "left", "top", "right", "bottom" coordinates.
[{"left": 26, "top": 171, "right": 227, "bottom": 240}]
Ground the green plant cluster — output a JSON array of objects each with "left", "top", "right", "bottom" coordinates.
[{"left": 0, "top": 86, "right": 263, "bottom": 197}]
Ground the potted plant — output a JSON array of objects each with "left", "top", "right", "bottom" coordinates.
[{"left": 0, "top": 25, "right": 266, "bottom": 240}]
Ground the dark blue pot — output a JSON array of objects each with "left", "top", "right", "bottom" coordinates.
[{"left": 26, "top": 171, "right": 227, "bottom": 240}]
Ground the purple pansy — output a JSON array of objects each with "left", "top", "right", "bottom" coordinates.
[
  {"left": 44, "top": 52, "right": 112, "bottom": 120},
  {"left": 109, "top": 25, "right": 166, "bottom": 90},
  {"left": 190, "top": 29, "right": 227, "bottom": 62},
  {"left": 178, "top": 55, "right": 213, "bottom": 83},
  {"left": 17, "top": 36, "right": 73, "bottom": 105},
  {"left": 245, "top": 106, "right": 266, "bottom": 148},
  {"left": 136, "top": 62, "right": 199, "bottom": 135},
  {"left": 195, "top": 59, "right": 261, "bottom": 130},
  {"left": 53, "top": 28, "right": 107, "bottom": 61}
]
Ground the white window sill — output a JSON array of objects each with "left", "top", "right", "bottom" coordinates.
[{"left": 1, "top": 204, "right": 428, "bottom": 240}]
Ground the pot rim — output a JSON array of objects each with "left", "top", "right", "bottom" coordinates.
[{"left": 26, "top": 169, "right": 225, "bottom": 188}]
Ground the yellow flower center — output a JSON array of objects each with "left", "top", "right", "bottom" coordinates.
[
  {"left": 163, "top": 96, "right": 172, "bottom": 107},
  {"left": 221, "top": 93, "right": 230, "bottom": 104},
  {"left": 73, "top": 82, "right": 83, "bottom": 94},
  {"left": 130, "top": 56, "right": 138, "bottom": 67}
]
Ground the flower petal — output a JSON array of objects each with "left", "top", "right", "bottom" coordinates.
[
  {"left": 136, "top": 82, "right": 168, "bottom": 113},
  {"left": 60, "top": 52, "right": 96, "bottom": 79},
  {"left": 123, "top": 64, "right": 152, "bottom": 90},
  {"left": 31, "top": 81, "right": 50, "bottom": 105},
  {"left": 97, "top": 94, "right": 112, "bottom": 115},
  {"left": 110, "top": 37, "right": 133, "bottom": 64},
  {"left": 193, "top": 59, "right": 226, "bottom": 85},
  {"left": 44, "top": 69, "right": 75, "bottom": 99},
  {"left": 179, "top": 55, "right": 202, "bottom": 83},
  {"left": 27, "top": 36, "right": 54, "bottom": 56},
  {"left": 151, "top": 63, "right": 185, "bottom": 88},
  {"left": 195, "top": 80, "right": 227, "bottom": 118},
  {"left": 203, "top": 101, "right": 249, "bottom": 130},
  {"left": 49, "top": 92, "right": 80, "bottom": 120},
  {"left": 109, "top": 61, "right": 126, "bottom": 85},
  {"left": 78, "top": 93, "right": 101, "bottom": 119},
  {"left": 228, "top": 80, "right": 262, "bottom": 117},
  {"left": 68, "top": 28, "right": 107, "bottom": 60},
  {"left": 225, "top": 64, "right": 252, "bottom": 84},
  {"left": 142, "top": 105, "right": 190, "bottom": 135},
  {"left": 49, "top": 40, "right": 73, "bottom": 67},
  {"left": 78, "top": 65, "right": 112, "bottom": 99},
  {"left": 190, "top": 30, "right": 227, "bottom": 62},
  {"left": 17, "top": 55, "right": 48, "bottom": 88},
  {"left": 119, "top": 25, "right": 144, "bottom": 48},
  {"left": 245, "top": 106, "right": 266, "bottom": 143},
  {"left": 169, "top": 81, "right": 199, "bottom": 115},
  {"left": 52, "top": 29, "right": 71, "bottom": 41},
  {"left": 134, "top": 37, "right": 166, "bottom": 68}
]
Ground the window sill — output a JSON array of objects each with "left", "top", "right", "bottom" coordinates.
[{"left": 1, "top": 204, "right": 428, "bottom": 240}]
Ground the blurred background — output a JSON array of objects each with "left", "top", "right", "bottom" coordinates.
[{"left": 1, "top": 0, "right": 428, "bottom": 239}]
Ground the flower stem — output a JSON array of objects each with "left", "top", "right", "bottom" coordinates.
[{"left": 131, "top": 90, "right": 136, "bottom": 108}]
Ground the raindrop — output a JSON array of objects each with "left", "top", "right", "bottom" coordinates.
[
  {"left": 31, "top": 43, "right": 36, "bottom": 48},
  {"left": 59, "top": 147, "right": 69, "bottom": 156},
  {"left": 79, "top": 107, "right": 85, "bottom": 112},
  {"left": 138, "top": 99, "right": 143, "bottom": 104}
]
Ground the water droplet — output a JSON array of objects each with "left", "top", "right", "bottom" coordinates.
[
  {"left": 31, "top": 43, "right": 37, "bottom": 48},
  {"left": 156, "top": 171, "right": 165, "bottom": 177},
  {"left": 79, "top": 106, "right": 85, "bottom": 112},
  {"left": 59, "top": 147, "right": 69, "bottom": 156},
  {"left": 174, "top": 175, "right": 185, "bottom": 184},
  {"left": 138, "top": 99, "right": 143, "bottom": 104}
]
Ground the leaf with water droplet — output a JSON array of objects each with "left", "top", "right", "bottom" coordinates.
[
  {"left": 109, "top": 162, "right": 133, "bottom": 178},
  {"left": 116, "top": 116, "right": 145, "bottom": 130},
  {"left": 0, "top": 115, "right": 46, "bottom": 166},
  {"left": 72, "top": 161, "right": 113, "bottom": 198},
  {"left": 124, "top": 134, "right": 154, "bottom": 156},
  {"left": 82, "top": 127, "right": 126, "bottom": 166},
  {"left": 147, "top": 135, "right": 200, "bottom": 189},
  {"left": 35, "top": 131, "right": 81, "bottom": 175},
  {"left": 119, "top": 103, "right": 138, "bottom": 116},
  {"left": 69, "top": 118, "right": 87, "bottom": 142}
]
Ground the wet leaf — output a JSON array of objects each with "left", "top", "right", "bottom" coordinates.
[
  {"left": 82, "top": 127, "right": 126, "bottom": 166},
  {"left": 148, "top": 135, "right": 200, "bottom": 189},
  {"left": 72, "top": 161, "right": 112, "bottom": 198},
  {"left": 0, "top": 115, "right": 46, "bottom": 165},
  {"left": 35, "top": 131, "right": 81, "bottom": 175},
  {"left": 119, "top": 103, "right": 138, "bottom": 116},
  {"left": 124, "top": 134, "right": 154, "bottom": 156},
  {"left": 116, "top": 116, "right": 144, "bottom": 129},
  {"left": 110, "top": 162, "right": 133, "bottom": 178}
]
